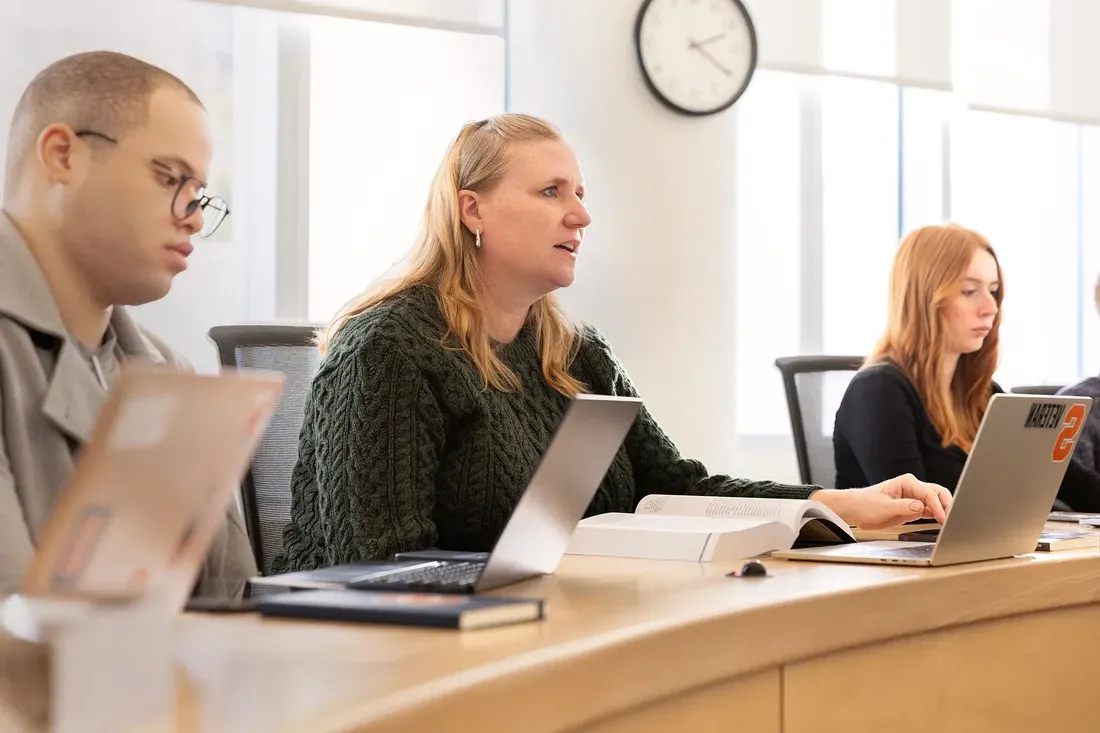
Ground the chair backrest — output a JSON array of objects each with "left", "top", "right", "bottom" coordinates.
[
  {"left": 1009, "top": 384, "right": 1064, "bottom": 396},
  {"left": 773, "top": 355, "right": 865, "bottom": 488},
  {"left": 207, "top": 325, "right": 321, "bottom": 575}
]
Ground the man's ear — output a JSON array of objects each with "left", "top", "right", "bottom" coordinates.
[
  {"left": 457, "top": 189, "right": 484, "bottom": 236},
  {"left": 37, "top": 124, "right": 83, "bottom": 184}
]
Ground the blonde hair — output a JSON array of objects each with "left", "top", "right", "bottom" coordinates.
[
  {"left": 318, "top": 114, "right": 586, "bottom": 397},
  {"left": 869, "top": 224, "right": 1003, "bottom": 452}
]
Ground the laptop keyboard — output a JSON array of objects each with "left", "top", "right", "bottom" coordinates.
[
  {"left": 349, "top": 561, "right": 483, "bottom": 593},
  {"left": 874, "top": 544, "right": 934, "bottom": 559}
]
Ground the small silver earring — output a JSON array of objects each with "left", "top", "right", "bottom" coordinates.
[{"left": 475, "top": 228, "right": 481, "bottom": 248}]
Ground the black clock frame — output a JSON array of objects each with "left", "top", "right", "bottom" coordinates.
[{"left": 633, "top": 0, "right": 759, "bottom": 117}]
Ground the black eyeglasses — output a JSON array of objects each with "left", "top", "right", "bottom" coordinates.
[{"left": 74, "top": 130, "right": 230, "bottom": 239}]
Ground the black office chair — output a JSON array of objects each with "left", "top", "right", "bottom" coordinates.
[
  {"left": 1009, "top": 384, "right": 1064, "bottom": 396},
  {"left": 774, "top": 356, "right": 865, "bottom": 488},
  {"left": 208, "top": 325, "right": 321, "bottom": 575}
]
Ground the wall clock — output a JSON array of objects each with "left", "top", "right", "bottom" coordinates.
[{"left": 634, "top": 0, "right": 758, "bottom": 116}]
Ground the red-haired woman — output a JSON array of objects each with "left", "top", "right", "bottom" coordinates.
[{"left": 833, "top": 223, "right": 1100, "bottom": 510}]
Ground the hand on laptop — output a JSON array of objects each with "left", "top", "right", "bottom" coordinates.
[{"left": 812, "top": 474, "right": 952, "bottom": 529}]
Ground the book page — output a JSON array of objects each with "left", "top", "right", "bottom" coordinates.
[
  {"left": 797, "top": 517, "right": 855, "bottom": 545},
  {"left": 635, "top": 494, "right": 808, "bottom": 531},
  {"left": 583, "top": 513, "right": 771, "bottom": 533}
]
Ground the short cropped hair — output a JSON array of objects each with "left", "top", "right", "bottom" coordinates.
[{"left": 3, "top": 51, "right": 203, "bottom": 192}]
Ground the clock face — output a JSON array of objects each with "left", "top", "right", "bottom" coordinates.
[{"left": 635, "top": 0, "right": 758, "bottom": 116}]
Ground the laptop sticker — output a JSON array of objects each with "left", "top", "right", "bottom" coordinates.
[
  {"left": 49, "top": 505, "right": 112, "bottom": 590},
  {"left": 108, "top": 395, "right": 176, "bottom": 450},
  {"left": 1023, "top": 402, "right": 1065, "bottom": 429},
  {"left": 1052, "top": 403, "right": 1086, "bottom": 462}
]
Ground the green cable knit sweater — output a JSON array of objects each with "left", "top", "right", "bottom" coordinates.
[{"left": 273, "top": 286, "right": 819, "bottom": 572}]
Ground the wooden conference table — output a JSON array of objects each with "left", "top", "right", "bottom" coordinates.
[
  {"left": 8, "top": 522, "right": 1100, "bottom": 732},
  {"left": 167, "top": 520, "right": 1100, "bottom": 733}
]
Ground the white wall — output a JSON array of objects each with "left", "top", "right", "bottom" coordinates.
[
  {"left": 506, "top": 2, "right": 772, "bottom": 482},
  {"left": 0, "top": 0, "right": 278, "bottom": 373}
]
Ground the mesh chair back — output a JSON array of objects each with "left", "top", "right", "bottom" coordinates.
[
  {"left": 208, "top": 325, "right": 320, "bottom": 575},
  {"left": 774, "top": 355, "right": 865, "bottom": 487}
]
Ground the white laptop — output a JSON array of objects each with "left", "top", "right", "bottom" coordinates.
[
  {"left": 21, "top": 365, "right": 284, "bottom": 610},
  {"left": 773, "top": 393, "right": 1092, "bottom": 567}
]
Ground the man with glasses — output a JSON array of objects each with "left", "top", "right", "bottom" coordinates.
[{"left": 0, "top": 51, "right": 253, "bottom": 595}]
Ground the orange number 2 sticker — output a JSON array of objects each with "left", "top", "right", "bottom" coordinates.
[{"left": 1052, "top": 404, "right": 1087, "bottom": 462}]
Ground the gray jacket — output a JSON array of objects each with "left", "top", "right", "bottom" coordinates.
[{"left": 0, "top": 212, "right": 256, "bottom": 596}]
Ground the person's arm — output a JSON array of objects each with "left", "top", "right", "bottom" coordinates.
[
  {"left": 625, "top": 404, "right": 815, "bottom": 502},
  {"left": 836, "top": 370, "right": 928, "bottom": 485},
  {"left": 576, "top": 329, "right": 822, "bottom": 503},
  {"left": 0, "top": 388, "right": 35, "bottom": 596},
  {"left": 581, "top": 329, "right": 949, "bottom": 528},
  {"left": 277, "top": 336, "right": 446, "bottom": 571}
]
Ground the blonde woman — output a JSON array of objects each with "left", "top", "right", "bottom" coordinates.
[
  {"left": 833, "top": 224, "right": 1100, "bottom": 510},
  {"left": 274, "top": 115, "right": 951, "bottom": 572}
]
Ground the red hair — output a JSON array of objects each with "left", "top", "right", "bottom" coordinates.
[{"left": 869, "top": 224, "right": 1003, "bottom": 452}]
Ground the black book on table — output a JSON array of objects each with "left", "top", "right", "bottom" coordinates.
[{"left": 255, "top": 589, "right": 544, "bottom": 630}]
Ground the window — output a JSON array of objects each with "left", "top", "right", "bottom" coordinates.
[
  {"left": 734, "top": 67, "right": 1100, "bottom": 440},
  {"left": 733, "top": 71, "right": 803, "bottom": 435},
  {"left": 819, "top": 77, "right": 899, "bottom": 430},
  {"left": 950, "top": 111, "right": 1080, "bottom": 388},
  {"left": 307, "top": 16, "right": 504, "bottom": 323},
  {"left": 820, "top": 77, "right": 899, "bottom": 357},
  {"left": 900, "top": 87, "right": 951, "bottom": 232},
  {"left": 1080, "top": 127, "right": 1100, "bottom": 378},
  {"left": 733, "top": 74, "right": 908, "bottom": 436}
]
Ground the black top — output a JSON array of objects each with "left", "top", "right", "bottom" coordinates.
[{"left": 833, "top": 362, "right": 1100, "bottom": 511}]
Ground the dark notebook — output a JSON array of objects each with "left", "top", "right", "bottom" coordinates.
[{"left": 255, "top": 589, "right": 544, "bottom": 630}]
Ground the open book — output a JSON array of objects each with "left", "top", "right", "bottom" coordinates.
[{"left": 564, "top": 494, "right": 856, "bottom": 562}]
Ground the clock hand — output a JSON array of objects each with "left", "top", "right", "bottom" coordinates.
[
  {"left": 691, "top": 32, "right": 727, "bottom": 47},
  {"left": 688, "top": 40, "right": 732, "bottom": 77}
]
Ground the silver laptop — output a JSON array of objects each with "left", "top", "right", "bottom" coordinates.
[
  {"left": 346, "top": 393, "right": 643, "bottom": 593},
  {"left": 774, "top": 393, "right": 1092, "bottom": 567}
]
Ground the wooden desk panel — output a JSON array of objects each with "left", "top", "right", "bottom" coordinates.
[
  {"left": 573, "top": 669, "right": 779, "bottom": 733},
  {"left": 786, "top": 602, "right": 1100, "bottom": 733}
]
